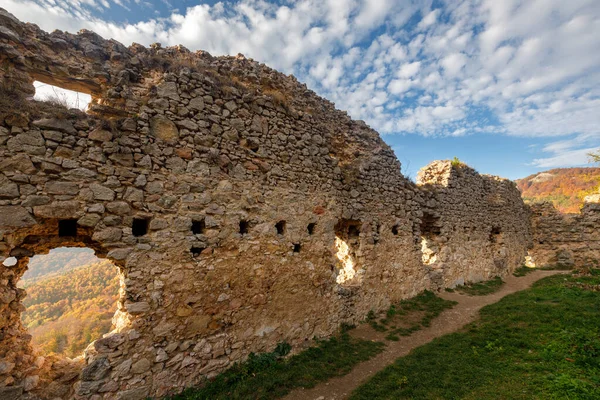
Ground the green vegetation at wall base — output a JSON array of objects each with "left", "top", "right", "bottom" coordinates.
[
  {"left": 351, "top": 270, "right": 600, "bottom": 399},
  {"left": 170, "top": 332, "right": 384, "bottom": 400}
]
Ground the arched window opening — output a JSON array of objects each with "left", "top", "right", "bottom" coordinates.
[
  {"left": 18, "top": 247, "right": 119, "bottom": 359},
  {"left": 33, "top": 81, "right": 92, "bottom": 111}
]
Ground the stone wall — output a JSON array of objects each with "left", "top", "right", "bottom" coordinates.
[
  {"left": 528, "top": 196, "right": 600, "bottom": 269},
  {"left": 0, "top": 9, "right": 532, "bottom": 399},
  {"left": 417, "top": 161, "right": 532, "bottom": 288}
]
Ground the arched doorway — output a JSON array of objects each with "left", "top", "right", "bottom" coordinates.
[
  {"left": 1, "top": 219, "right": 128, "bottom": 398},
  {"left": 18, "top": 247, "right": 119, "bottom": 359}
]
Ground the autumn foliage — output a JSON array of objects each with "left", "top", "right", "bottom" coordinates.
[
  {"left": 21, "top": 258, "right": 119, "bottom": 358},
  {"left": 516, "top": 167, "right": 600, "bottom": 213}
]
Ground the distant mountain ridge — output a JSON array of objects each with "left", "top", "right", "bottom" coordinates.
[
  {"left": 516, "top": 167, "right": 600, "bottom": 213},
  {"left": 21, "top": 247, "right": 100, "bottom": 286}
]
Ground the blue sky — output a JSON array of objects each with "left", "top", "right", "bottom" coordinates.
[{"left": 4, "top": 0, "right": 600, "bottom": 180}]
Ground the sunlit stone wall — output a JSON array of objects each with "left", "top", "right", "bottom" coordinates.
[{"left": 0, "top": 8, "right": 532, "bottom": 399}]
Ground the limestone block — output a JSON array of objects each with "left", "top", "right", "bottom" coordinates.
[
  {"left": 34, "top": 201, "right": 82, "bottom": 219},
  {"left": 150, "top": 116, "right": 179, "bottom": 143}
]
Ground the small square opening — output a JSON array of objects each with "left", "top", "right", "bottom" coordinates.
[
  {"left": 132, "top": 218, "right": 149, "bottom": 237},
  {"left": 307, "top": 223, "right": 316, "bottom": 235},
  {"left": 58, "top": 219, "right": 77, "bottom": 237},
  {"left": 275, "top": 220, "right": 286, "bottom": 235},
  {"left": 348, "top": 224, "right": 360, "bottom": 238},
  {"left": 293, "top": 243, "right": 301, "bottom": 253},
  {"left": 192, "top": 219, "right": 206, "bottom": 235},
  {"left": 191, "top": 246, "right": 206, "bottom": 257},
  {"left": 391, "top": 225, "right": 399, "bottom": 235},
  {"left": 239, "top": 220, "right": 249, "bottom": 235}
]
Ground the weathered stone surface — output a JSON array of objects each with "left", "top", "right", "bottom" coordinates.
[
  {"left": 89, "top": 183, "right": 115, "bottom": 201},
  {"left": 157, "top": 81, "right": 179, "bottom": 100},
  {"left": 529, "top": 197, "right": 600, "bottom": 269},
  {"left": 0, "top": 386, "right": 23, "bottom": 400},
  {"left": 0, "top": 154, "right": 36, "bottom": 174},
  {"left": 33, "top": 118, "right": 76, "bottom": 134},
  {"left": 81, "top": 357, "right": 111, "bottom": 381},
  {"left": 7, "top": 131, "right": 45, "bottom": 155},
  {"left": 33, "top": 201, "right": 81, "bottom": 219},
  {"left": 44, "top": 181, "right": 79, "bottom": 195},
  {"left": 91, "top": 227, "right": 122, "bottom": 242},
  {"left": 0, "top": 175, "right": 19, "bottom": 198},
  {"left": 115, "top": 386, "right": 149, "bottom": 400},
  {"left": 149, "top": 116, "right": 179, "bottom": 143},
  {"left": 130, "top": 358, "right": 151, "bottom": 374},
  {"left": 188, "top": 96, "right": 205, "bottom": 111},
  {"left": 0, "top": 206, "right": 36, "bottom": 227},
  {"left": 89, "top": 129, "right": 113, "bottom": 142},
  {"left": 124, "top": 301, "right": 150, "bottom": 315},
  {"left": 106, "top": 201, "right": 131, "bottom": 215}
]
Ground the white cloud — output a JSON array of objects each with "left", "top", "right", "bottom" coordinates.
[
  {"left": 397, "top": 61, "right": 421, "bottom": 78},
  {"left": 441, "top": 53, "right": 468, "bottom": 77}
]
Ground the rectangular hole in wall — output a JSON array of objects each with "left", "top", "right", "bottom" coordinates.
[
  {"left": 192, "top": 219, "right": 206, "bottom": 235},
  {"left": 275, "top": 220, "right": 286, "bottom": 235},
  {"left": 307, "top": 223, "right": 316, "bottom": 235},
  {"left": 191, "top": 246, "right": 206, "bottom": 257},
  {"left": 293, "top": 243, "right": 301, "bottom": 253},
  {"left": 58, "top": 219, "right": 78, "bottom": 237},
  {"left": 132, "top": 218, "right": 150, "bottom": 237},
  {"left": 334, "top": 219, "right": 361, "bottom": 284},
  {"left": 490, "top": 226, "right": 502, "bottom": 243},
  {"left": 420, "top": 212, "right": 441, "bottom": 237},
  {"left": 239, "top": 220, "right": 249, "bottom": 235},
  {"left": 33, "top": 81, "right": 92, "bottom": 111}
]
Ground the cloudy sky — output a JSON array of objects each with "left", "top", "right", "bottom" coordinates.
[{"left": 4, "top": 0, "right": 600, "bottom": 179}]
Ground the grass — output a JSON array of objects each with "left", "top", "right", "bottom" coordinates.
[
  {"left": 169, "top": 331, "right": 384, "bottom": 400},
  {"left": 367, "top": 291, "right": 457, "bottom": 340},
  {"left": 513, "top": 265, "right": 537, "bottom": 277},
  {"left": 455, "top": 276, "right": 504, "bottom": 296},
  {"left": 351, "top": 269, "right": 600, "bottom": 399}
]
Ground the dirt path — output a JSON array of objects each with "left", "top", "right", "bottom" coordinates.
[{"left": 284, "top": 270, "right": 564, "bottom": 400}]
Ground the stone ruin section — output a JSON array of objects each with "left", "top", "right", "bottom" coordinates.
[
  {"left": 0, "top": 9, "right": 531, "bottom": 399},
  {"left": 528, "top": 193, "right": 600, "bottom": 269},
  {"left": 417, "top": 161, "right": 532, "bottom": 288}
]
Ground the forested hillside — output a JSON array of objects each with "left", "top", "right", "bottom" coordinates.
[
  {"left": 21, "top": 260, "right": 119, "bottom": 358},
  {"left": 21, "top": 247, "right": 100, "bottom": 286},
  {"left": 516, "top": 167, "right": 600, "bottom": 213}
]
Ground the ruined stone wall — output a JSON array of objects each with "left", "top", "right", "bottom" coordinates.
[
  {"left": 0, "top": 9, "right": 532, "bottom": 400},
  {"left": 417, "top": 161, "right": 532, "bottom": 288},
  {"left": 528, "top": 197, "right": 600, "bottom": 269}
]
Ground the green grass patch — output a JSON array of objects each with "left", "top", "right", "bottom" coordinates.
[
  {"left": 513, "top": 266, "right": 536, "bottom": 277},
  {"left": 367, "top": 291, "right": 457, "bottom": 339},
  {"left": 351, "top": 270, "right": 600, "bottom": 399},
  {"left": 455, "top": 276, "right": 504, "bottom": 296},
  {"left": 169, "top": 332, "right": 384, "bottom": 400}
]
